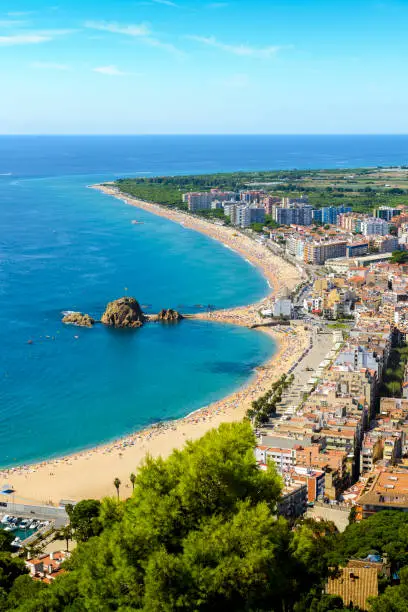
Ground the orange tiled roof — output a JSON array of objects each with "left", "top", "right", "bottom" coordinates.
[{"left": 326, "top": 567, "right": 378, "bottom": 611}]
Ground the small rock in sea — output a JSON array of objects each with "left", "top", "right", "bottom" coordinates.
[
  {"left": 62, "top": 312, "right": 95, "bottom": 327},
  {"left": 157, "top": 309, "right": 183, "bottom": 322}
]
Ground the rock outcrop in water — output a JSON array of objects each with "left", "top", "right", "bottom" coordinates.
[
  {"left": 101, "top": 297, "right": 145, "bottom": 328},
  {"left": 157, "top": 309, "right": 183, "bottom": 322},
  {"left": 62, "top": 312, "right": 95, "bottom": 327}
]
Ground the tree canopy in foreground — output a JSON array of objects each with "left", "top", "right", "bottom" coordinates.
[
  {"left": 6, "top": 422, "right": 334, "bottom": 611},
  {"left": 4, "top": 422, "right": 408, "bottom": 610}
]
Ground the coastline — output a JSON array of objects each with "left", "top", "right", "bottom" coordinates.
[{"left": 0, "top": 184, "right": 309, "bottom": 505}]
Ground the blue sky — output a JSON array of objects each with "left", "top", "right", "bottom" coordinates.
[{"left": 0, "top": 0, "right": 407, "bottom": 134}]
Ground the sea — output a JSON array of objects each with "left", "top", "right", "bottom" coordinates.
[{"left": 1, "top": 135, "right": 407, "bottom": 468}]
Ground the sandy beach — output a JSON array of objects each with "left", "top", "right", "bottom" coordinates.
[{"left": 0, "top": 184, "right": 309, "bottom": 505}]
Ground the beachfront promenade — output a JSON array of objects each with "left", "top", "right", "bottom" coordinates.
[{"left": 0, "top": 185, "right": 317, "bottom": 505}]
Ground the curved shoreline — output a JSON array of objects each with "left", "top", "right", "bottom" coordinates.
[{"left": 0, "top": 184, "right": 309, "bottom": 505}]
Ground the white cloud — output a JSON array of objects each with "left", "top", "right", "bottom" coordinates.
[
  {"left": 31, "top": 61, "right": 71, "bottom": 70},
  {"left": 85, "top": 21, "right": 150, "bottom": 37},
  {"left": 93, "top": 65, "right": 128, "bottom": 76},
  {"left": 0, "top": 34, "right": 51, "bottom": 46},
  {"left": 143, "top": 36, "right": 181, "bottom": 54},
  {"left": 0, "top": 19, "right": 28, "bottom": 27},
  {"left": 0, "top": 29, "right": 72, "bottom": 46},
  {"left": 187, "top": 35, "right": 283, "bottom": 58},
  {"left": 85, "top": 20, "right": 182, "bottom": 55}
]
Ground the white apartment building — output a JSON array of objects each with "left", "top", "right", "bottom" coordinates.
[
  {"left": 273, "top": 299, "right": 293, "bottom": 318},
  {"left": 286, "top": 235, "right": 306, "bottom": 260},
  {"left": 360, "top": 217, "right": 390, "bottom": 236},
  {"left": 224, "top": 203, "right": 265, "bottom": 228}
]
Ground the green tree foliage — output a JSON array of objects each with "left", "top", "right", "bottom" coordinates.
[
  {"left": 5, "top": 575, "right": 45, "bottom": 611},
  {"left": 113, "top": 477, "right": 121, "bottom": 501},
  {"left": 55, "top": 525, "right": 72, "bottom": 552},
  {"left": 66, "top": 499, "right": 102, "bottom": 543},
  {"left": 390, "top": 250, "right": 408, "bottom": 264},
  {"left": 0, "top": 554, "right": 28, "bottom": 608},
  {"left": 115, "top": 169, "right": 408, "bottom": 222},
  {"left": 369, "top": 566, "right": 408, "bottom": 612},
  {"left": 12, "top": 422, "right": 334, "bottom": 612},
  {"left": 332, "top": 510, "right": 408, "bottom": 569},
  {"left": 380, "top": 344, "right": 408, "bottom": 398},
  {"left": 0, "top": 531, "right": 14, "bottom": 553},
  {"left": 4, "top": 433, "right": 408, "bottom": 610},
  {"left": 305, "top": 593, "right": 357, "bottom": 611},
  {"left": 247, "top": 373, "right": 294, "bottom": 426}
]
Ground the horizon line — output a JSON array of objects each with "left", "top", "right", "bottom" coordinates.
[{"left": 1, "top": 133, "right": 408, "bottom": 137}]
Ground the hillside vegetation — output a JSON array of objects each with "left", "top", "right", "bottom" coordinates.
[
  {"left": 116, "top": 167, "right": 408, "bottom": 217},
  {"left": 2, "top": 422, "right": 408, "bottom": 610}
]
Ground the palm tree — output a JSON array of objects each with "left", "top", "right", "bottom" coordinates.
[
  {"left": 56, "top": 525, "right": 72, "bottom": 551},
  {"left": 130, "top": 473, "right": 136, "bottom": 491},
  {"left": 114, "top": 477, "right": 121, "bottom": 500}
]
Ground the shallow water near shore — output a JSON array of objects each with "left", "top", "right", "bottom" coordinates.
[{"left": 2, "top": 134, "right": 408, "bottom": 467}]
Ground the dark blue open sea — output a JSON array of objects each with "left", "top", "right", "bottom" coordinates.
[{"left": 1, "top": 135, "right": 407, "bottom": 467}]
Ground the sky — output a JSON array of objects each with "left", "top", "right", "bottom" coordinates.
[{"left": 0, "top": 0, "right": 407, "bottom": 134}]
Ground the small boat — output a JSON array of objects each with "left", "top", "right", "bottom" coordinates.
[
  {"left": 1, "top": 515, "right": 10, "bottom": 524},
  {"left": 19, "top": 519, "right": 29, "bottom": 529},
  {"left": 131, "top": 220, "right": 144, "bottom": 225},
  {"left": 11, "top": 537, "right": 22, "bottom": 548}
]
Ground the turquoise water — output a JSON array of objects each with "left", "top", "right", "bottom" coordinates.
[
  {"left": 0, "top": 525, "right": 37, "bottom": 544},
  {"left": 0, "top": 172, "right": 273, "bottom": 467},
  {"left": 2, "top": 135, "right": 407, "bottom": 467}
]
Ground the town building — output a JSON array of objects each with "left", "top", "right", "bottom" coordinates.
[
  {"left": 356, "top": 470, "right": 408, "bottom": 519},
  {"left": 277, "top": 480, "right": 307, "bottom": 518},
  {"left": 326, "top": 565, "right": 379, "bottom": 611},
  {"left": 303, "top": 240, "right": 347, "bottom": 265},
  {"left": 313, "top": 205, "right": 352, "bottom": 225},
  {"left": 375, "top": 206, "right": 402, "bottom": 222},
  {"left": 273, "top": 298, "right": 293, "bottom": 318},
  {"left": 210, "top": 189, "right": 237, "bottom": 202},
  {"left": 275, "top": 205, "right": 314, "bottom": 226},
  {"left": 225, "top": 203, "right": 265, "bottom": 228},
  {"left": 26, "top": 551, "right": 70, "bottom": 583},
  {"left": 183, "top": 192, "right": 213, "bottom": 211},
  {"left": 360, "top": 218, "right": 390, "bottom": 236},
  {"left": 263, "top": 195, "right": 282, "bottom": 215},
  {"left": 240, "top": 190, "right": 265, "bottom": 203},
  {"left": 346, "top": 242, "right": 369, "bottom": 258}
]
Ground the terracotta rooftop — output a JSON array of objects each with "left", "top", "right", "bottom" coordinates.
[
  {"left": 326, "top": 567, "right": 378, "bottom": 611},
  {"left": 358, "top": 470, "right": 408, "bottom": 508}
]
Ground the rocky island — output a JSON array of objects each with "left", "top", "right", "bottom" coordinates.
[
  {"left": 62, "top": 298, "right": 184, "bottom": 329},
  {"left": 101, "top": 297, "right": 145, "bottom": 328},
  {"left": 62, "top": 312, "right": 95, "bottom": 327},
  {"left": 157, "top": 308, "right": 183, "bottom": 322}
]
